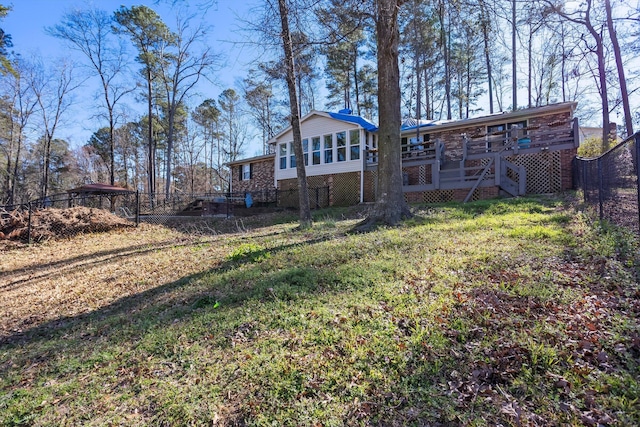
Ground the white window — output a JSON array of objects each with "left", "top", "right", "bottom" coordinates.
[
  {"left": 324, "top": 134, "right": 333, "bottom": 164},
  {"left": 302, "top": 138, "right": 309, "bottom": 165},
  {"left": 289, "top": 142, "right": 297, "bottom": 168},
  {"left": 279, "top": 143, "right": 287, "bottom": 169},
  {"left": 349, "top": 129, "right": 360, "bottom": 160},
  {"left": 312, "top": 137, "right": 321, "bottom": 165},
  {"left": 337, "top": 131, "right": 346, "bottom": 161},
  {"left": 242, "top": 164, "right": 251, "bottom": 180}
]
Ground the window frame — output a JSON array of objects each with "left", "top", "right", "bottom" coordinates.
[
  {"left": 312, "top": 136, "right": 321, "bottom": 165},
  {"left": 336, "top": 131, "right": 347, "bottom": 162},
  {"left": 289, "top": 141, "right": 296, "bottom": 168},
  {"left": 302, "top": 138, "right": 309, "bottom": 166},
  {"left": 349, "top": 129, "right": 360, "bottom": 160},
  {"left": 279, "top": 143, "right": 287, "bottom": 169},
  {"left": 324, "top": 134, "right": 333, "bottom": 164},
  {"left": 241, "top": 163, "right": 252, "bottom": 181}
]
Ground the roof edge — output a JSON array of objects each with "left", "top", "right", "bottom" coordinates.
[
  {"left": 227, "top": 152, "right": 275, "bottom": 166},
  {"left": 400, "top": 102, "right": 578, "bottom": 134}
]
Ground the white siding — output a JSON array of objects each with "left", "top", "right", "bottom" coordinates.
[{"left": 273, "top": 114, "right": 365, "bottom": 183}]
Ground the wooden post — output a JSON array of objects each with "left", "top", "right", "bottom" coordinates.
[
  {"left": 572, "top": 118, "right": 580, "bottom": 147},
  {"left": 519, "top": 165, "right": 526, "bottom": 196}
]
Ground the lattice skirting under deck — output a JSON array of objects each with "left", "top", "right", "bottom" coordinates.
[{"left": 505, "top": 151, "right": 562, "bottom": 194}]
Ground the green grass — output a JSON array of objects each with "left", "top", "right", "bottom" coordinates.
[{"left": 1, "top": 195, "right": 639, "bottom": 426}]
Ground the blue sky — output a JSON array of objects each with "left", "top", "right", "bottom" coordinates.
[{"left": 2, "top": 0, "right": 263, "bottom": 152}]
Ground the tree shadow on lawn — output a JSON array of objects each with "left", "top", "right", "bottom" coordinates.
[
  {"left": 1, "top": 216, "right": 300, "bottom": 294},
  {"left": 0, "top": 234, "right": 335, "bottom": 360},
  {"left": 0, "top": 237, "right": 215, "bottom": 292}
]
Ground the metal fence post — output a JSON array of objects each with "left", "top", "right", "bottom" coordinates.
[
  {"left": 583, "top": 160, "right": 588, "bottom": 203},
  {"left": 597, "top": 157, "right": 604, "bottom": 221}
]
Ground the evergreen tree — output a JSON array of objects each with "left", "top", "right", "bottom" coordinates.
[{"left": 114, "top": 5, "right": 174, "bottom": 195}]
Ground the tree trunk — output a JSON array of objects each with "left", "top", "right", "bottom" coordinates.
[
  {"left": 604, "top": 0, "right": 633, "bottom": 136},
  {"left": 527, "top": 30, "right": 533, "bottom": 108},
  {"left": 353, "top": 49, "right": 360, "bottom": 116},
  {"left": 560, "top": 22, "right": 567, "bottom": 103},
  {"left": 4, "top": 118, "right": 15, "bottom": 204},
  {"left": 101, "top": 73, "right": 116, "bottom": 187},
  {"left": 511, "top": 0, "right": 517, "bottom": 111},
  {"left": 10, "top": 134, "right": 22, "bottom": 205},
  {"left": 41, "top": 134, "right": 52, "bottom": 200},
  {"left": 359, "top": 0, "right": 411, "bottom": 229},
  {"left": 582, "top": 5, "right": 610, "bottom": 149},
  {"left": 439, "top": 2, "right": 452, "bottom": 120},
  {"left": 165, "top": 110, "right": 175, "bottom": 197},
  {"left": 277, "top": 0, "right": 312, "bottom": 228},
  {"left": 424, "top": 66, "right": 431, "bottom": 120},
  {"left": 147, "top": 67, "right": 155, "bottom": 198},
  {"left": 479, "top": 0, "right": 493, "bottom": 114}
]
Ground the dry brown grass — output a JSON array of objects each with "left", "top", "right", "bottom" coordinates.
[
  {"left": 0, "top": 222, "right": 260, "bottom": 340},
  {"left": 0, "top": 206, "right": 133, "bottom": 242}
]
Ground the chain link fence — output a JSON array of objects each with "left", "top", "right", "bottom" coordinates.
[
  {"left": 1, "top": 187, "right": 330, "bottom": 244},
  {"left": 0, "top": 193, "right": 138, "bottom": 244},
  {"left": 574, "top": 132, "right": 640, "bottom": 233}
]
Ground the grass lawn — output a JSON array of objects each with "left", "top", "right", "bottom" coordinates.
[{"left": 1, "top": 196, "right": 639, "bottom": 426}]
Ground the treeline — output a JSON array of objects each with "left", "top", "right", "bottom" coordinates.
[{"left": 0, "top": 0, "right": 637, "bottom": 205}]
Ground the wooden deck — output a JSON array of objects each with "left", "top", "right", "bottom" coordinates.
[{"left": 365, "top": 119, "right": 579, "bottom": 201}]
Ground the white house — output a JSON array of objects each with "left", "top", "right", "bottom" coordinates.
[
  {"left": 230, "top": 102, "right": 580, "bottom": 207},
  {"left": 268, "top": 109, "right": 378, "bottom": 205}
]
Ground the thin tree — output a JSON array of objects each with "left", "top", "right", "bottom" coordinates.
[
  {"left": 511, "top": 0, "right": 517, "bottom": 110},
  {"left": 49, "top": 7, "right": 135, "bottom": 187},
  {"left": 604, "top": 0, "right": 633, "bottom": 136},
  {"left": 114, "top": 5, "right": 174, "bottom": 196},
  {"left": 318, "top": 0, "right": 368, "bottom": 114},
  {"left": 0, "top": 4, "right": 14, "bottom": 76},
  {"left": 275, "top": 0, "right": 312, "bottom": 228},
  {"left": 157, "top": 14, "right": 217, "bottom": 196},
  {"left": 30, "top": 58, "right": 80, "bottom": 200},
  {"left": 192, "top": 99, "right": 222, "bottom": 191},
  {"left": 243, "top": 69, "right": 282, "bottom": 154},
  {"left": 478, "top": 0, "right": 494, "bottom": 113},
  {"left": 545, "top": 0, "right": 611, "bottom": 148},
  {"left": 218, "top": 88, "right": 248, "bottom": 186},
  {"left": 2, "top": 59, "right": 38, "bottom": 205}
]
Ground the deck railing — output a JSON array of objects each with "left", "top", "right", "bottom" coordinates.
[
  {"left": 365, "top": 118, "right": 578, "bottom": 167},
  {"left": 464, "top": 119, "right": 578, "bottom": 158}
]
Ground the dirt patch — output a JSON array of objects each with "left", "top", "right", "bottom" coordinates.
[{"left": 0, "top": 206, "right": 134, "bottom": 243}]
